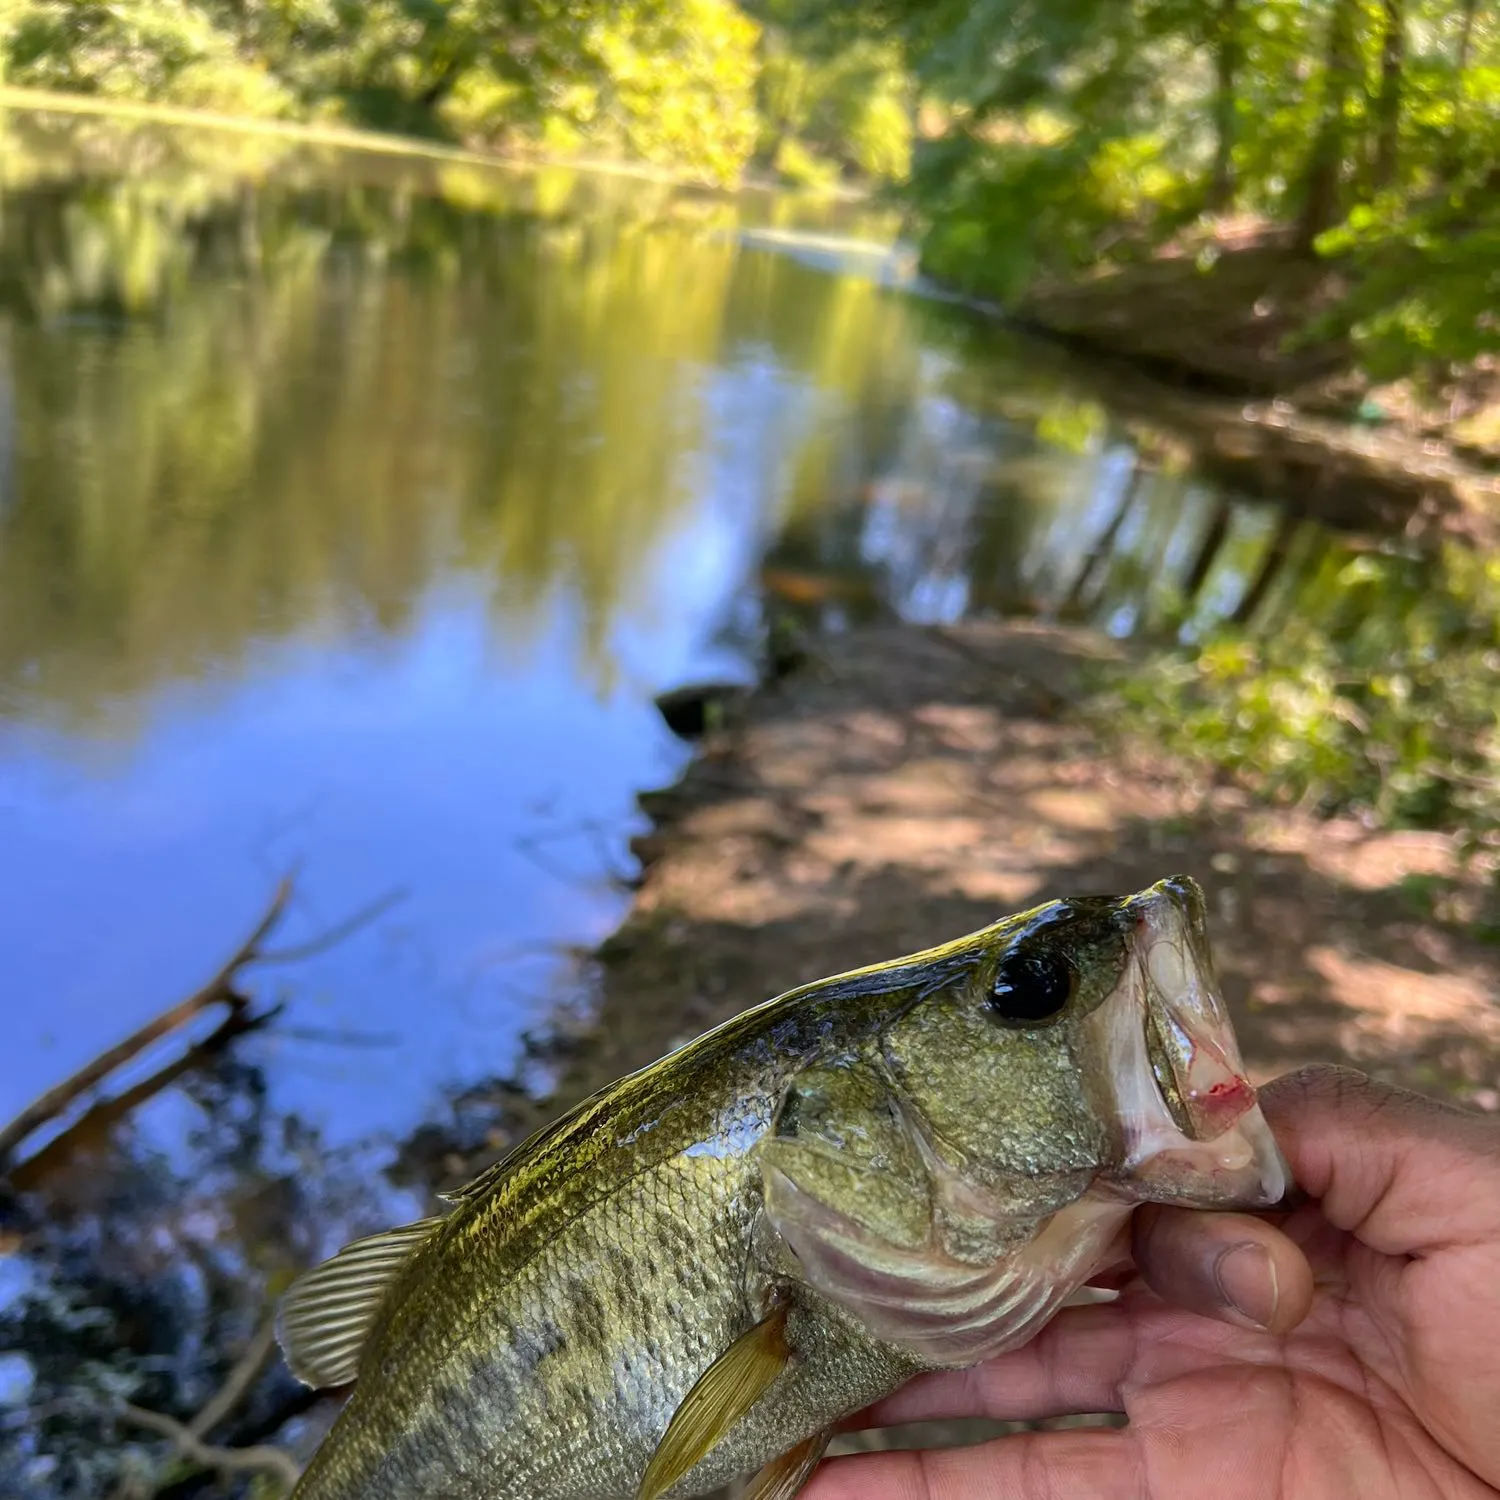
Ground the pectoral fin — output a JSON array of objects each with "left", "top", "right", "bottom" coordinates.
[
  {"left": 637, "top": 1304, "right": 790, "bottom": 1500},
  {"left": 743, "top": 1428, "right": 832, "bottom": 1500}
]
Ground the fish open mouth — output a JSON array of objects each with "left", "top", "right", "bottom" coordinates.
[{"left": 1090, "top": 876, "right": 1290, "bottom": 1209}]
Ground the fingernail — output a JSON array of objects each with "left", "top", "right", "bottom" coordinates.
[{"left": 1214, "top": 1243, "right": 1279, "bottom": 1330}]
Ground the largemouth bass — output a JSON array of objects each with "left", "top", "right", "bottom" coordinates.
[{"left": 277, "top": 875, "right": 1289, "bottom": 1500}]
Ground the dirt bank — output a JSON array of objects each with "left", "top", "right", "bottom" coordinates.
[
  {"left": 550, "top": 618, "right": 1500, "bottom": 1122},
  {"left": 1001, "top": 240, "right": 1500, "bottom": 541}
]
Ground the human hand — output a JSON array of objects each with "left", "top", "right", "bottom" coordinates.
[{"left": 804, "top": 1066, "right": 1500, "bottom": 1499}]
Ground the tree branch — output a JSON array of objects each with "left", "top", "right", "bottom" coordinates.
[
  {"left": 5, "top": 1000, "right": 284, "bottom": 1191},
  {"left": 0, "top": 878, "right": 294, "bottom": 1167},
  {"left": 187, "top": 1318, "right": 279, "bottom": 1442},
  {"left": 117, "top": 1402, "right": 301, "bottom": 1491},
  {"left": 254, "top": 886, "right": 406, "bottom": 966}
]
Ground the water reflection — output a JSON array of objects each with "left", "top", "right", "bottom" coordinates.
[{"left": 0, "top": 109, "right": 1403, "bottom": 1496}]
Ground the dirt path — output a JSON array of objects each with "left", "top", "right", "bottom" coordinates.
[{"left": 553, "top": 619, "right": 1500, "bottom": 1120}]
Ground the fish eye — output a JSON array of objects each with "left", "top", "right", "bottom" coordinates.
[{"left": 985, "top": 949, "right": 1075, "bottom": 1026}]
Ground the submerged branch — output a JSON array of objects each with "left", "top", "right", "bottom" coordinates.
[
  {"left": 5, "top": 999, "right": 284, "bottom": 1191},
  {"left": 117, "top": 1401, "right": 301, "bottom": 1491},
  {"left": 255, "top": 886, "right": 407, "bottom": 966},
  {"left": 0, "top": 879, "right": 294, "bottom": 1168},
  {"left": 187, "top": 1318, "right": 281, "bottom": 1444},
  {"left": 102, "top": 1323, "right": 301, "bottom": 1496},
  {"left": 0, "top": 876, "right": 403, "bottom": 1171}
]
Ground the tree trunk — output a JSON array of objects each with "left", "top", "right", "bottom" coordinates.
[
  {"left": 1442, "top": 0, "right": 1479, "bottom": 174},
  {"left": 1182, "top": 495, "right": 1233, "bottom": 611},
  {"left": 1371, "top": 0, "right": 1404, "bottom": 190},
  {"left": 1297, "top": 0, "right": 1362, "bottom": 250},
  {"left": 1456, "top": 0, "right": 1478, "bottom": 74},
  {"left": 419, "top": 58, "right": 462, "bottom": 110},
  {"left": 1207, "top": 0, "right": 1241, "bottom": 212},
  {"left": 1061, "top": 460, "right": 1145, "bottom": 614},
  {"left": 1233, "top": 508, "right": 1301, "bottom": 626}
]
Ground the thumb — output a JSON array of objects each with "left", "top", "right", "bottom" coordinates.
[{"left": 1257, "top": 1065, "right": 1500, "bottom": 1257}]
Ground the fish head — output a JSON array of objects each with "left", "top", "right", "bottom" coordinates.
[
  {"left": 876, "top": 873, "right": 1288, "bottom": 1213},
  {"left": 759, "top": 876, "right": 1288, "bottom": 1367}
]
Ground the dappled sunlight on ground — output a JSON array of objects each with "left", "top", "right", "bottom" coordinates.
[{"left": 554, "top": 621, "right": 1500, "bottom": 1144}]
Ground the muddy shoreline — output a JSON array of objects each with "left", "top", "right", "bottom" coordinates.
[
  {"left": 963, "top": 242, "right": 1500, "bottom": 544},
  {"left": 541, "top": 619, "right": 1500, "bottom": 1134}
]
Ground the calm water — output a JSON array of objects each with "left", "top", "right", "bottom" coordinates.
[{"left": 0, "top": 110, "right": 1372, "bottom": 1492}]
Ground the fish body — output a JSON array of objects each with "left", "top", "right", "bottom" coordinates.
[{"left": 279, "top": 876, "right": 1289, "bottom": 1500}]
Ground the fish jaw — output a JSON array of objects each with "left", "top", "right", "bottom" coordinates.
[{"left": 1091, "top": 878, "right": 1290, "bottom": 1209}]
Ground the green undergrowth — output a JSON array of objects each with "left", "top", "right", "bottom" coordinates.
[{"left": 1095, "top": 543, "right": 1500, "bottom": 867}]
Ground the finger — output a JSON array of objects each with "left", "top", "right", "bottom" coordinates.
[
  {"left": 843, "top": 1302, "right": 1133, "bottom": 1429},
  {"left": 805, "top": 1426, "right": 1141, "bottom": 1500},
  {"left": 1259, "top": 1065, "right": 1500, "bottom": 1256},
  {"left": 1132, "top": 1205, "right": 1314, "bottom": 1334}
]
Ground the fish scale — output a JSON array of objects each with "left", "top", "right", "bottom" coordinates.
[{"left": 278, "top": 877, "right": 1290, "bottom": 1500}]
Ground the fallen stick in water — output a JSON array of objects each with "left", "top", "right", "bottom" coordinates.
[
  {"left": 0, "top": 879, "right": 293, "bottom": 1168},
  {"left": 110, "top": 1318, "right": 304, "bottom": 1497},
  {"left": 117, "top": 1399, "right": 301, "bottom": 1492},
  {"left": 0, "top": 877, "right": 404, "bottom": 1170}
]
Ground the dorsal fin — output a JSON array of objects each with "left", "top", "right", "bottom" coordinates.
[
  {"left": 438, "top": 1090, "right": 604, "bottom": 1207},
  {"left": 275, "top": 1216, "right": 444, "bottom": 1388},
  {"left": 439, "top": 1133, "right": 549, "bottom": 1207}
]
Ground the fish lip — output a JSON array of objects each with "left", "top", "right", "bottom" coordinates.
[{"left": 1094, "top": 879, "right": 1291, "bottom": 1210}]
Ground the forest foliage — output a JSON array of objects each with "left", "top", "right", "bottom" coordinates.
[
  {"left": 0, "top": 0, "right": 914, "bottom": 187},
  {"left": 2, "top": 1, "right": 1495, "bottom": 383},
  {"left": 1104, "top": 543, "right": 1500, "bottom": 862},
  {"left": 892, "top": 0, "right": 1498, "bottom": 387}
]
